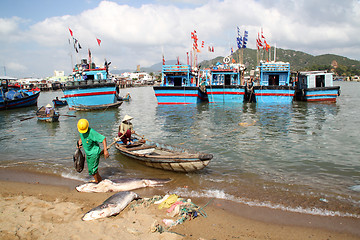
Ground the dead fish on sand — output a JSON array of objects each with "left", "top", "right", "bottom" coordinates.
[
  {"left": 76, "top": 178, "right": 171, "bottom": 193},
  {"left": 73, "top": 147, "right": 85, "bottom": 173},
  {"left": 82, "top": 191, "right": 139, "bottom": 221}
]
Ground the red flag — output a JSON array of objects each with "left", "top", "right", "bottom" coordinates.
[
  {"left": 162, "top": 55, "right": 165, "bottom": 65},
  {"left": 69, "top": 28, "right": 73, "bottom": 36},
  {"left": 96, "top": 38, "right": 101, "bottom": 46}
]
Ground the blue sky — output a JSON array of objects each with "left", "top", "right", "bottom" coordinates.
[{"left": 1, "top": 0, "right": 359, "bottom": 78}]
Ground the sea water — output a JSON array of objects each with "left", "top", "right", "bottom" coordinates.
[{"left": 0, "top": 82, "right": 359, "bottom": 218}]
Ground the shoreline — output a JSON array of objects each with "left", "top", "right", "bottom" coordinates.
[{"left": 0, "top": 168, "right": 359, "bottom": 239}]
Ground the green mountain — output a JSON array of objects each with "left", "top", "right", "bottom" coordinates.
[{"left": 199, "top": 48, "right": 360, "bottom": 75}]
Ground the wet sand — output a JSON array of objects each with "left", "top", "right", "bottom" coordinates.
[{"left": 0, "top": 168, "right": 359, "bottom": 240}]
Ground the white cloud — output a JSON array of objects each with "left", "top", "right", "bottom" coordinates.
[{"left": 0, "top": 0, "right": 359, "bottom": 77}]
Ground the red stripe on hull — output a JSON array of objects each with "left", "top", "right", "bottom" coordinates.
[
  {"left": 208, "top": 92, "right": 244, "bottom": 95},
  {"left": 64, "top": 91, "right": 116, "bottom": 98},
  {"left": 306, "top": 94, "right": 338, "bottom": 97},
  {"left": 256, "top": 93, "right": 294, "bottom": 96}
]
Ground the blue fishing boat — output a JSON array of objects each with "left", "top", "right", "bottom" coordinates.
[
  {"left": 52, "top": 97, "right": 68, "bottom": 107},
  {"left": 62, "top": 59, "right": 118, "bottom": 110},
  {"left": 206, "top": 63, "right": 245, "bottom": 103},
  {"left": 294, "top": 71, "right": 340, "bottom": 102},
  {"left": 0, "top": 77, "right": 40, "bottom": 110},
  {"left": 153, "top": 64, "right": 208, "bottom": 104},
  {"left": 252, "top": 61, "right": 295, "bottom": 103}
]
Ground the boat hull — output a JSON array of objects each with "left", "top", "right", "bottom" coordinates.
[
  {"left": 71, "top": 101, "right": 123, "bottom": 111},
  {"left": 62, "top": 84, "right": 117, "bottom": 110},
  {"left": 37, "top": 115, "right": 60, "bottom": 122},
  {"left": 52, "top": 99, "right": 68, "bottom": 107},
  {"left": 206, "top": 86, "right": 245, "bottom": 103},
  {"left": 115, "top": 140, "right": 212, "bottom": 172},
  {"left": 254, "top": 86, "right": 295, "bottom": 103},
  {"left": 0, "top": 91, "right": 40, "bottom": 110},
  {"left": 296, "top": 87, "right": 340, "bottom": 102},
  {"left": 153, "top": 86, "right": 208, "bottom": 104}
]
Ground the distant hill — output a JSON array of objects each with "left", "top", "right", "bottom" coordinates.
[
  {"left": 200, "top": 47, "right": 360, "bottom": 72},
  {"left": 111, "top": 48, "right": 360, "bottom": 75}
]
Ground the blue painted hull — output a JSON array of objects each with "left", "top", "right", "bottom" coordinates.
[
  {"left": 63, "top": 86, "right": 116, "bottom": 110},
  {"left": 206, "top": 86, "right": 245, "bottom": 103},
  {"left": 303, "top": 87, "right": 340, "bottom": 102},
  {"left": 254, "top": 87, "right": 295, "bottom": 103},
  {"left": 37, "top": 115, "right": 60, "bottom": 122},
  {"left": 153, "top": 86, "right": 208, "bottom": 104},
  {"left": 52, "top": 99, "right": 68, "bottom": 106},
  {"left": 0, "top": 91, "right": 40, "bottom": 110}
]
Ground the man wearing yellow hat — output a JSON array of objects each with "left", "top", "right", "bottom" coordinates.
[{"left": 77, "top": 119, "right": 109, "bottom": 183}]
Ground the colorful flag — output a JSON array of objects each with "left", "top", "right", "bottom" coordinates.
[
  {"left": 69, "top": 28, "right": 73, "bottom": 36},
  {"left": 96, "top": 38, "right": 101, "bottom": 46}
]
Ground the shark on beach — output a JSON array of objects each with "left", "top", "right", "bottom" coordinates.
[
  {"left": 82, "top": 191, "right": 140, "bottom": 221},
  {"left": 75, "top": 178, "right": 171, "bottom": 193}
]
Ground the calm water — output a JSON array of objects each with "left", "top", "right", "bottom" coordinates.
[{"left": 0, "top": 82, "right": 359, "bottom": 217}]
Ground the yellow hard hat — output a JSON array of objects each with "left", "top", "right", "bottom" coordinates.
[{"left": 77, "top": 119, "right": 89, "bottom": 133}]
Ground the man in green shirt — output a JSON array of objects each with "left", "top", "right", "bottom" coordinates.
[{"left": 77, "top": 119, "right": 109, "bottom": 183}]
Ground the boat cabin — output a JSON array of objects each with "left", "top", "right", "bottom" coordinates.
[
  {"left": 73, "top": 59, "right": 108, "bottom": 82},
  {"left": 296, "top": 71, "right": 334, "bottom": 89},
  {"left": 210, "top": 64, "right": 241, "bottom": 86},
  {"left": 258, "top": 62, "right": 291, "bottom": 86},
  {"left": 162, "top": 65, "right": 197, "bottom": 87}
]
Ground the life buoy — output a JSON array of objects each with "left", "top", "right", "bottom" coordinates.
[{"left": 223, "top": 56, "right": 230, "bottom": 64}]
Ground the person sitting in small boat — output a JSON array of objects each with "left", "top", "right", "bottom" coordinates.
[
  {"left": 45, "top": 104, "right": 54, "bottom": 117},
  {"left": 118, "top": 115, "right": 135, "bottom": 145}
]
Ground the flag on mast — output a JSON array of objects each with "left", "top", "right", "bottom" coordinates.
[
  {"left": 96, "top": 38, "right": 101, "bottom": 46},
  {"left": 69, "top": 28, "right": 73, "bottom": 36}
]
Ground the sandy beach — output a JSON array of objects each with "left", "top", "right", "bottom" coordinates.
[{"left": 0, "top": 169, "right": 359, "bottom": 240}]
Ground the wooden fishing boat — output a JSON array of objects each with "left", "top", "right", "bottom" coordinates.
[
  {"left": 71, "top": 101, "right": 122, "bottom": 111},
  {"left": 36, "top": 106, "right": 59, "bottom": 122},
  {"left": 115, "top": 138, "right": 213, "bottom": 172}
]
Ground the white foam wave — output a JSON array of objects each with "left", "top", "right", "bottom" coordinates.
[
  {"left": 61, "top": 172, "right": 86, "bottom": 182},
  {"left": 173, "top": 188, "right": 360, "bottom": 219},
  {"left": 349, "top": 185, "right": 360, "bottom": 192}
]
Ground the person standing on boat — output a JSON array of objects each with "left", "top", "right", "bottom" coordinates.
[
  {"left": 77, "top": 119, "right": 109, "bottom": 183},
  {"left": 118, "top": 115, "right": 135, "bottom": 145}
]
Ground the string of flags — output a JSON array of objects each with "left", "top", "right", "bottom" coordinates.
[
  {"left": 256, "top": 28, "right": 271, "bottom": 51},
  {"left": 236, "top": 26, "right": 248, "bottom": 49},
  {"left": 68, "top": 27, "right": 102, "bottom": 53}
]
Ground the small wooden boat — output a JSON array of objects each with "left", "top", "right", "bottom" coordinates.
[
  {"left": 71, "top": 101, "right": 123, "bottom": 111},
  {"left": 52, "top": 98, "right": 68, "bottom": 107},
  {"left": 115, "top": 138, "right": 213, "bottom": 172},
  {"left": 36, "top": 106, "right": 60, "bottom": 122}
]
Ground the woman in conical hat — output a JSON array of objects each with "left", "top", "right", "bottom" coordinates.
[{"left": 118, "top": 114, "right": 135, "bottom": 145}]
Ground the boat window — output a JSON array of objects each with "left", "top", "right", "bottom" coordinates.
[
  {"left": 316, "top": 75, "right": 325, "bottom": 87},
  {"left": 268, "top": 75, "right": 279, "bottom": 86}
]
